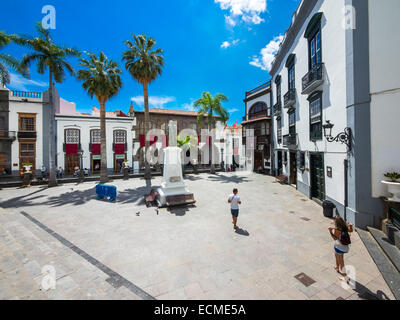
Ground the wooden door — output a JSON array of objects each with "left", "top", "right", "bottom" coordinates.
[
  {"left": 290, "top": 152, "right": 297, "bottom": 185},
  {"left": 310, "top": 153, "right": 325, "bottom": 201},
  {"left": 254, "top": 151, "right": 262, "bottom": 171}
]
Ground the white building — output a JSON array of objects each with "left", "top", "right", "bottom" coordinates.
[
  {"left": 270, "top": 0, "right": 400, "bottom": 228},
  {"left": 56, "top": 105, "right": 135, "bottom": 175},
  {"left": 1, "top": 88, "right": 49, "bottom": 176},
  {"left": 242, "top": 82, "right": 273, "bottom": 173}
]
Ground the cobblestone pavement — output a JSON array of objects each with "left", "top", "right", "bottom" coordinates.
[{"left": 0, "top": 173, "right": 395, "bottom": 300}]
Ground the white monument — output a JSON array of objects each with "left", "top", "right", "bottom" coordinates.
[{"left": 155, "top": 120, "right": 195, "bottom": 207}]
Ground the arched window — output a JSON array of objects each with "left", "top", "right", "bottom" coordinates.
[{"left": 248, "top": 102, "right": 268, "bottom": 119}]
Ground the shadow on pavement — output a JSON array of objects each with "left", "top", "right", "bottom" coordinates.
[
  {"left": 235, "top": 228, "right": 250, "bottom": 236},
  {"left": 350, "top": 280, "right": 391, "bottom": 300},
  {"left": 207, "top": 174, "right": 252, "bottom": 184}
]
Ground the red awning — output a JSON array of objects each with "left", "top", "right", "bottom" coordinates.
[
  {"left": 139, "top": 135, "right": 168, "bottom": 147},
  {"left": 92, "top": 144, "right": 101, "bottom": 155},
  {"left": 65, "top": 144, "right": 78, "bottom": 155},
  {"left": 114, "top": 143, "right": 125, "bottom": 154}
]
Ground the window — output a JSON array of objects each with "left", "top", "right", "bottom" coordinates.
[
  {"left": 249, "top": 102, "right": 268, "bottom": 120},
  {"left": 19, "top": 115, "right": 35, "bottom": 131},
  {"left": 309, "top": 92, "right": 322, "bottom": 141},
  {"left": 277, "top": 119, "right": 282, "bottom": 142},
  {"left": 297, "top": 151, "right": 305, "bottom": 171},
  {"left": 310, "top": 30, "right": 321, "bottom": 69},
  {"left": 289, "top": 111, "right": 296, "bottom": 135},
  {"left": 114, "top": 130, "right": 126, "bottom": 144},
  {"left": 277, "top": 82, "right": 281, "bottom": 102},
  {"left": 91, "top": 129, "right": 101, "bottom": 144},
  {"left": 288, "top": 64, "right": 295, "bottom": 90},
  {"left": 65, "top": 129, "right": 80, "bottom": 144},
  {"left": 304, "top": 12, "right": 323, "bottom": 69}
]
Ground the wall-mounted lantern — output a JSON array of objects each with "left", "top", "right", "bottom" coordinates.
[{"left": 322, "top": 120, "right": 352, "bottom": 151}]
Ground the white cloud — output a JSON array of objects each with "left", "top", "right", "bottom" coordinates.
[
  {"left": 8, "top": 73, "right": 48, "bottom": 91},
  {"left": 249, "top": 35, "right": 283, "bottom": 71},
  {"left": 131, "top": 96, "right": 175, "bottom": 108},
  {"left": 215, "top": 0, "right": 267, "bottom": 26},
  {"left": 228, "top": 108, "right": 239, "bottom": 113},
  {"left": 220, "top": 39, "right": 240, "bottom": 49},
  {"left": 181, "top": 101, "right": 196, "bottom": 111}
]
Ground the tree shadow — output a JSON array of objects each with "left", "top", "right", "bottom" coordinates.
[
  {"left": 235, "top": 227, "right": 250, "bottom": 236},
  {"left": 184, "top": 175, "right": 203, "bottom": 181},
  {"left": 167, "top": 205, "right": 196, "bottom": 216},
  {"left": 207, "top": 174, "right": 251, "bottom": 184},
  {"left": 0, "top": 183, "right": 156, "bottom": 209}
]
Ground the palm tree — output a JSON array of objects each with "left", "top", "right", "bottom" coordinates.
[
  {"left": 13, "top": 23, "right": 80, "bottom": 187},
  {"left": 77, "top": 51, "right": 122, "bottom": 184},
  {"left": 0, "top": 31, "right": 29, "bottom": 86},
  {"left": 194, "top": 92, "right": 229, "bottom": 174},
  {"left": 122, "top": 34, "right": 164, "bottom": 180}
]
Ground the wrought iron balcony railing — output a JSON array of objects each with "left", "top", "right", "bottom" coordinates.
[
  {"left": 0, "top": 130, "right": 16, "bottom": 140},
  {"left": 302, "top": 63, "right": 324, "bottom": 94},
  {"left": 245, "top": 80, "right": 271, "bottom": 97},
  {"left": 283, "top": 89, "right": 296, "bottom": 109},
  {"left": 283, "top": 133, "right": 297, "bottom": 148},
  {"left": 273, "top": 100, "right": 282, "bottom": 116}
]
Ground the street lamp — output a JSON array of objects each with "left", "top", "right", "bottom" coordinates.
[{"left": 322, "top": 120, "right": 352, "bottom": 151}]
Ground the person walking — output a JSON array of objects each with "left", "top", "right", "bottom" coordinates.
[
  {"left": 328, "top": 215, "right": 353, "bottom": 283},
  {"left": 228, "top": 188, "right": 241, "bottom": 230}
]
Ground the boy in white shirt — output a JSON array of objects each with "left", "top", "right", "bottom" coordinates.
[{"left": 228, "top": 188, "right": 241, "bottom": 230}]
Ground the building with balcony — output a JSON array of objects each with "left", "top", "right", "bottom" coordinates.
[
  {"left": 269, "top": 0, "right": 400, "bottom": 229},
  {"left": 3, "top": 87, "right": 48, "bottom": 176},
  {"left": 242, "top": 81, "right": 272, "bottom": 173}
]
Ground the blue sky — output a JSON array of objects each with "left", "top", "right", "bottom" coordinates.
[{"left": 1, "top": 0, "right": 300, "bottom": 125}]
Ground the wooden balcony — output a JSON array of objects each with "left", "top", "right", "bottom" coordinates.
[
  {"left": 302, "top": 63, "right": 324, "bottom": 95},
  {"left": 17, "top": 131, "right": 37, "bottom": 139}
]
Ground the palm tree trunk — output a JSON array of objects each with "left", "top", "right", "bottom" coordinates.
[
  {"left": 209, "top": 122, "right": 215, "bottom": 174},
  {"left": 48, "top": 72, "right": 57, "bottom": 187},
  {"left": 100, "top": 99, "right": 108, "bottom": 184},
  {"left": 143, "top": 82, "right": 151, "bottom": 180}
]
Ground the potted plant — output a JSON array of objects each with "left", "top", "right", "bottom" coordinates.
[{"left": 382, "top": 172, "right": 400, "bottom": 202}]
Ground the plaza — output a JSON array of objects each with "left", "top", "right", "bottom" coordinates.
[{"left": 0, "top": 173, "right": 394, "bottom": 300}]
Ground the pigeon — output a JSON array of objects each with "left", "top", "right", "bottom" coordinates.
[
  {"left": 136, "top": 211, "right": 140, "bottom": 216},
  {"left": 155, "top": 209, "right": 159, "bottom": 215}
]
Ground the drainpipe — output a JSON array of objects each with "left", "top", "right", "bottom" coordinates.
[{"left": 344, "top": 159, "right": 348, "bottom": 221}]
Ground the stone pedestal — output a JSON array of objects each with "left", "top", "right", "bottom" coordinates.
[{"left": 154, "top": 120, "right": 195, "bottom": 207}]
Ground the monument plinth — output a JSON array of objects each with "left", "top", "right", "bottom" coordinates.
[{"left": 154, "top": 121, "right": 196, "bottom": 207}]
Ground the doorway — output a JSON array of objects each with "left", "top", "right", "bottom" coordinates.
[
  {"left": 65, "top": 154, "right": 79, "bottom": 174},
  {"left": 277, "top": 151, "right": 283, "bottom": 175},
  {"left": 310, "top": 153, "right": 325, "bottom": 201},
  {"left": 91, "top": 155, "right": 101, "bottom": 174},
  {"left": 289, "top": 152, "right": 297, "bottom": 185},
  {"left": 114, "top": 154, "right": 126, "bottom": 173},
  {"left": 254, "top": 150, "right": 263, "bottom": 172}
]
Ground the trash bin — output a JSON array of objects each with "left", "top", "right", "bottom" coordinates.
[{"left": 322, "top": 200, "right": 336, "bottom": 218}]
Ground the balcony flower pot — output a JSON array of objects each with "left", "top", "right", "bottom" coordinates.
[{"left": 381, "top": 180, "right": 400, "bottom": 202}]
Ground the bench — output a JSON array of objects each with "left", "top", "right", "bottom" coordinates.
[
  {"left": 275, "top": 174, "right": 288, "bottom": 183},
  {"left": 166, "top": 194, "right": 196, "bottom": 207},
  {"left": 96, "top": 184, "right": 117, "bottom": 202}
]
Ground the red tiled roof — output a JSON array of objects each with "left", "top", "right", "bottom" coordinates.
[
  {"left": 241, "top": 116, "right": 271, "bottom": 125},
  {"left": 134, "top": 108, "right": 220, "bottom": 117}
]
